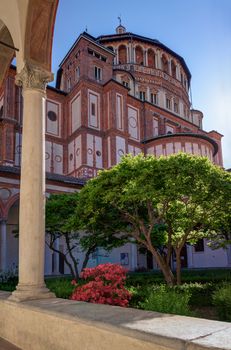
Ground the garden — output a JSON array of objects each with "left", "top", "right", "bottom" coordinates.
[
  {"left": 0, "top": 266, "right": 231, "bottom": 322},
  {"left": 1, "top": 154, "right": 231, "bottom": 322}
]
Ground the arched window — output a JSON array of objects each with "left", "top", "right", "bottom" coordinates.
[
  {"left": 171, "top": 60, "right": 176, "bottom": 79},
  {"left": 107, "top": 46, "right": 114, "bottom": 52},
  {"left": 118, "top": 45, "right": 127, "bottom": 64},
  {"left": 147, "top": 49, "right": 156, "bottom": 68},
  {"left": 135, "top": 46, "right": 144, "bottom": 65},
  {"left": 161, "top": 54, "right": 169, "bottom": 74}
]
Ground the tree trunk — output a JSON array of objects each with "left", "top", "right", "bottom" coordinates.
[
  {"left": 65, "top": 235, "right": 79, "bottom": 280},
  {"left": 81, "top": 245, "right": 96, "bottom": 272},
  {"left": 45, "top": 239, "right": 78, "bottom": 280},
  {"left": 175, "top": 249, "right": 182, "bottom": 285},
  {"left": 148, "top": 245, "right": 175, "bottom": 286}
]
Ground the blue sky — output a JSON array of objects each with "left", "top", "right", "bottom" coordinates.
[{"left": 52, "top": 0, "right": 231, "bottom": 168}]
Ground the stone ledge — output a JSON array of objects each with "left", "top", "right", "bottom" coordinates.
[{"left": 0, "top": 291, "right": 230, "bottom": 350}]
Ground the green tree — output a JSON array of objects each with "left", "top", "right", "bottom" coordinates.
[
  {"left": 75, "top": 153, "right": 230, "bottom": 285},
  {"left": 46, "top": 193, "right": 128, "bottom": 279}
]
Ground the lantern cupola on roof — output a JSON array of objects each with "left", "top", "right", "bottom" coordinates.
[{"left": 116, "top": 16, "right": 126, "bottom": 34}]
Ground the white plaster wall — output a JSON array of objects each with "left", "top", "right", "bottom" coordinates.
[
  {"left": 14, "top": 132, "right": 22, "bottom": 166},
  {"left": 166, "top": 142, "right": 174, "bottom": 155},
  {"left": 192, "top": 143, "right": 200, "bottom": 155},
  {"left": 75, "top": 135, "right": 82, "bottom": 169},
  {"left": 128, "top": 145, "right": 142, "bottom": 156},
  {"left": 68, "top": 140, "right": 75, "bottom": 173},
  {"left": 95, "top": 136, "right": 103, "bottom": 168},
  {"left": 116, "top": 136, "right": 126, "bottom": 164},
  {"left": 155, "top": 144, "right": 163, "bottom": 157},
  {"left": 116, "top": 94, "right": 123, "bottom": 130},
  {"left": 88, "top": 90, "right": 100, "bottom": 129},
  {"left": 192, "top": 242, "right": 228, "bottom": 268},
  {"left": 128, "top": 106, "right": 139, "bottom": 140},
  {"left": 87, "top": 134, "right": 94, "bottom": 167},
  {"left": 175, "top": 142, "right": 181, "bottom": 153},
  {"left": 71, "top": 93, "right": 81, "bottom": 133},
  {"left": 53, "top": 143, "right": 63, "bottom": 174},
  {"left": 46, "top": 100, "right": 60, "bottom": 136},
  {"left": 45, "top": 141, "right": 52, "bottom": 172},
  {"left": 147, "top": 146, "right": 154, "bottom": 155},
  {"left": 185, "top": 142, "right": 192, "bottom": 154}
]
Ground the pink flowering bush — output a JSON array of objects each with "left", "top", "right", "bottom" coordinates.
[{"left": 70, "top": 263, "right": 131, "bottom": 307}]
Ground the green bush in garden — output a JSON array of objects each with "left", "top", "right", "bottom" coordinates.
[
  {"left": 46, "top": 278, "right": 75, "bottom": 299},
  {"left": 212, "top": 284, "right": 231, "bottom": 322},
  {"left": 176, "top": 282, "right": 215, "bottom": 307},
  {"left": 139, "top": 285, "right": 193, "bottom": 316}
]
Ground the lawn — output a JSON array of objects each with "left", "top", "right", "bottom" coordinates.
[{"left": 1, "top": 268, "right": 231, "bottom": 322}]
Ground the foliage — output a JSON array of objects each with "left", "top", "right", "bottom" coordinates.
[
  {"left": 70, "top": 263, "right": 131, "bottom": 307},
  {"left": 212, "top": 284, "right": 231, "bottom": 321},
  {"left": 139, "top": 284, "right": 193, "bottom": 316},
  {"left": 46, "top": 193, "right": 81, "bottom": 279},
  {"left": 75, "top": 153, "right": 231, "bottom": 285},
  {"left": 46, "top": 193, "right": 128, "bottom": 279},
  {"left": 0, "top": 266, "right": 18, "bottom": 285},
  {"left": 46, "top": 278, "right": 75, "bottom": 299}
]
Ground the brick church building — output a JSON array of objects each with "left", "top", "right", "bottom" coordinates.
[{"left": 0, "top": 25, "right": 230, "bottom": 274}]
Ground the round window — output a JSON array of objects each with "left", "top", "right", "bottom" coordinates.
[
  {"left": 96, "top": 150, "right": 101, "bottom": 157},
  {"left": 47, "top": 111, "right": 57, "bottom": 122}
]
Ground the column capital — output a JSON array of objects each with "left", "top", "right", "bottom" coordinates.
[{"left": 15, "top": 63, "right": 53, "bottom": 92}]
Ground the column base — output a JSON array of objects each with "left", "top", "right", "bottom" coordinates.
[{"left": 8, "top": 283, "right": 56, "bottom": 302}]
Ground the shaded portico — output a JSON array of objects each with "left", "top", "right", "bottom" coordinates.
[{"left": 0, "top": 0, "right": 58, "bottom": 301}]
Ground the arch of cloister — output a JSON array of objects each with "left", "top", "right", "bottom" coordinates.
[{"left": 0, "top": 0, "right": 58, "bottom": 301}]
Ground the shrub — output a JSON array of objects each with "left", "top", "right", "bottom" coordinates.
[
  {"left": 46, "top": 278, "right": 75, "bottom": 299},
  {"left": 139, "top": 285, "right": 193, "bottom": 316},
  {"left": 70, "top": 263, "right": 131, "bottom": 307},
  {"left": 0, "top": 266, "right": 18, "bottom": 291},
  {"left": 212, "top": 284, "right": 231, "bottom": 321},
  {"left": 176, "top": 282, "right": 215, "bottom": 307}
]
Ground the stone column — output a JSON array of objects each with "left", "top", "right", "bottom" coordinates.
[
  {"left": 114, "top": 48, "right": 118, "bottom": 65},
  {"left": 168, "top": 60, "right": 172, "bottom": 76},
  {"left": 126, "top": 46, "right": 129, "bottom": 63},
  {"left": 0, "top": 219, "right": 7, "bottom": 271},
  {"left": 144, "top": 49, "right": 148, "bottom": 66},
  {"left": 9, "top": 63, "right": 55, "bottom": 302},
  {"left": 133, "top": 47, "right": 136, "bottom": 64}
]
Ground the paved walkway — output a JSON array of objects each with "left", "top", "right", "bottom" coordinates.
[{"left": 0, "top": 338, "right": 22, "bottom": 350}]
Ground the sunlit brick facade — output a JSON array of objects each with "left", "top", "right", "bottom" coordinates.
[{"left": 1, "top": 26, "right": 229, "bottom": 274}]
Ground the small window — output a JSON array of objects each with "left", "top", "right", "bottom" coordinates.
[
  {"left": 76, "top": 67, "right": 80, "bottom": 81},
  {"left": 94, "top": 66, "right": 102, "bottom": 81},
  {"left": 0, "top": 106, "right": 3, "bottom": 118},
  {"left": 91, "top": 103, "right": 96, "bottom": 116},
  {"left": 88, "top": 49, "right": 94, "bottom": 55},
  {"left": 166, "top": 124, "right": 174, "bottom": 134},
  {"left": 139, "top": 91, "right": 145, "bottom": 101},
  {"left": 166, "top": 98, "right": 171, "bottom": 110},
  {"left": 67, "top": 78, "right": 71, "bottom": 92},
  {"left": 95, "top": 52, "right": 100, "bottom": 59},
  {"left": 174, "top": 102, "right": 179, "bottom": 113},
  {"left": 47, "top": 111, "right": 57, "bottom": 122},
  {"left": 122, "top": 81, "right": 129, "bottom": 88},
  {"left": 151, "top": 93, "right": 157, "bottom": 105},
  {"left": 194, "top": 239, "right": 204, "bottom": 252},
  {"left": 101, "top": 56, "right": 107, "bottom": 62}
]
